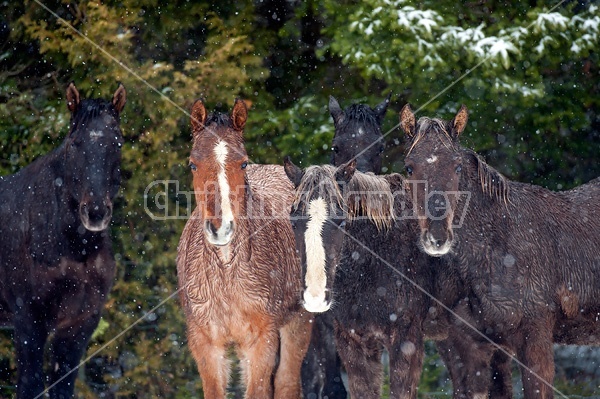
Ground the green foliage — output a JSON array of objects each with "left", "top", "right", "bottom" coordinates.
[
  {"left": 321, "top": 0, "right": 600, "bottom": 188},
  {"left": 1, "top": 0, "right": 599, "bottom": 397}
]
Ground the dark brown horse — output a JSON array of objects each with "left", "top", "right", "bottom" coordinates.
[
  {"left": 177, "top": 99, "right": 312, "bottom": 398},
  {"left": 284, "top": 159, "right": 514, "bottom": 399},
  {"left": 0, "top": 82, "right": 126, "bottom": 398},
  {"left": 302, "top": 94, "right": 390, "bottom": 399},
  {"left": 328, "top": 94, "right": 390, "bottom": 173},
  {"left": 401, "top": 104, "right": 600, "bottom": 399}
]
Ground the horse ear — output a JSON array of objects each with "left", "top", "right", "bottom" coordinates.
[
  {"left": 399, "top": 104, "right": 416, "bottom": 138},
  {"left": 329, "top": 96, "right": 344, "bottom": 126},
  {"left": 451, "top": 104, "right": 468, "bottom": 138},
  {"left": 112, "top": 83, "right": 127, "bottom": 114},
  {"left": 283, "top": 156, "right": 304, "bottom": 188},
  {"left": 190, "top": 99, "right": 207, "bottom": 136},
  {"left": 335, "top": 159, "right": 356, "bottom": 184},
  {"left": 374, "top": 92, "right": 391, "bottom": 122},
  {"left": 66, "top": 82, "right": 80, "bottom": 113},
  {"left": 232, "top": 98, "right": 248, "bottom": 131}
]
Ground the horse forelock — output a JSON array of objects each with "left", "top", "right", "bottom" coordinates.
[
  {"left": 205, "top": 112, "right": 231, "bottom": 128},
  {"left": 340, "top": 104, "right": 380, "bottom": 128},
  {"left": 406, "top": 117, "right": 455, "bottom": 156},
  {"left": 345, "top": 171, "right": 394, "bottom": 230},
  {"left": 292, "top": 165, "right": 394, "bottom": 230},
  {"left": 69, "top": 99, "right": 119, "bottom": 137},
  {"left": 191, "top": 112, "right": 245, "bottom": 160},
  {"left": 292, "top": 165, "right": 344, "bottom": 212}
]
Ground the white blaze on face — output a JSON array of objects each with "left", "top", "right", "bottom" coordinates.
[
  {"left": 303, "top": 198, "right": 330, "bottom": 313},
  {"left": 89, "top": 130, "right": 104, "bottom": 141},
  {"left": 212, "top": 140, "right": 234, "bottom": 242},
  {"left": 426, "top": 154, "right": 438, "bottom": 164}
]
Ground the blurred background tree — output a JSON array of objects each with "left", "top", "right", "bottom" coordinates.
[{"left": 0, "top": 0, "right": 599, "bottom": 397}]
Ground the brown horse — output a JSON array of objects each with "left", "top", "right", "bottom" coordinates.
[
  {"left": 401, "top": 104, "right": 600, "bottom": 399},
  {"left": 285, "top": 159, "right": 517, "bottom": 399},
  {"left": 176, "top": 99, "right": 312, "bottom": 399}
]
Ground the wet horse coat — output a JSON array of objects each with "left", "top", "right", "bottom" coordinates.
[
  {"left": 285, "top": 161, "right": 513, "bottom": 399},
  {"left": 401, "top": 104, "right": 600, "bottom": 399},
  {"left": 177, "top": 99, "right": 312, "bottom": 399},
  {"left": 301, "top": 94, "right": 390, "bottom": 399},
  {"left": 0, "top": 82, "right": 126, "bottom": 398}
]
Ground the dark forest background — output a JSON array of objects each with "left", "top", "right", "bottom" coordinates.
[{"left": 1, "top": 0, "right": 599, "bottom": 397}]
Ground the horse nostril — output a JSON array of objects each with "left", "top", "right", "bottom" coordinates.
[
  {"left": 427, "top": 232, "right": 436, "bottom": 246},
  {"left": 205, "top": 221, "right": 218, "bottom": 236}
]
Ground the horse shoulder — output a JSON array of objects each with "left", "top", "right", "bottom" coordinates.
[{"left": 247, "top": 164, "right": 295, "bottom": 215}]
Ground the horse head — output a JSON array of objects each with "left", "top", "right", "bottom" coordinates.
[
  {"left": 65, "top": 82, "right": 126, "bottom": 232},
  {"left": 401, "top": 104, "right": 468, "bottom": 256},
  {"left": 285, "top": 158, "right": 356, "bottom": 313},
  {"left": 189, "top": 99, "right": 249, "bottom": 246},
  {"left": 329, "top": 94, "right": 390, "bottom": 173}
]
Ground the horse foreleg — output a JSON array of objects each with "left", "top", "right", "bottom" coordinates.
[
  {"left": 275, "top": 310, "right": 313, "bottom": 399},
  {"left": 316, "top": 312, "right": 348, "bottom": 399},
  {"left": 388, "top": 324, "right": 425, "bottom": 399},
  {"left": 489, "top": 350, "right": 513, "bottom": 399},
  {"left": 334, "top": 322, "right": 382, "bottom": 399},
  {"left": 517, "top": 324, "right": 555, "bottom": 399},
  {"left": 436, "top": 331, "right": 496, "bottom": 399},
  {"left": 239, "top": 328, "right": 279, "bottom": 399},
  {"left": 48, "top": 310, "right": 101, "bottom": 399},
  {"left": 187, "top": 326, "right": 230, "bottom": 399},
  {"left": 13, "top": 309, "right": 49, "bottom": 399}
]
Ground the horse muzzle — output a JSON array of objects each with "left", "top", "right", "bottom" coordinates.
[
  {"left": 204, "top": 220, "right": 234, "bottom": 246},
  {"left": 79, "top": 194, "right": 113, "bottom": 232},
  {"left": 420, "top": 226, "right": 454, "bottom": 257},
  {"left": 302, "top": 288, "right": 332, "bottom": 313}
]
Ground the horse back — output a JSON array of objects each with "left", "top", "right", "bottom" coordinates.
[{"left": 472, "top": 179, "right": 600, "bottom": 319}]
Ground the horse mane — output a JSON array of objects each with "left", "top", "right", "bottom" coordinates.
[
  {"left": 345, "top": 171, "right": 394, "bottom": 230},
  {"left": 293, "top": 165, "right": 394, "bottom": 231},
  {"left": 69, "top": 98, "right": 119, "bottom": 135},
  {"left": 464, "top": 149, "right": 511, "bottom": 205},
  {"left": 406, "top": 116, "right": 510, "bottom": 204},
  {"left": 406, "top": 117, "right": 455, "bottom": 156}
]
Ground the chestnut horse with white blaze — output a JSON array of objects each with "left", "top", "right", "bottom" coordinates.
[{"left": 177, "top": 99, "right": 312, "bottom": 399}]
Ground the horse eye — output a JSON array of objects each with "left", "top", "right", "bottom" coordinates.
[
  {"left": 332, "top": 146, "right": 339, "bottom": 154},
  {"left": 405, "top": 165, "right": 413, "bottom": 176},
  {"left": 241, "top": 161, "right": 248, "bottom": 170},
  {"left": 379, "top": 146, "right": 385, "bottom": 154},
  {"left": 189, "top": 162, "right": 197, "bottom": 171},
  {"left": 455, "top": 164, "right": 462, "bottom": 173}
]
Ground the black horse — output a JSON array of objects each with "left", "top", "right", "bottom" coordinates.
[
  {"left": 400, "top": 104, "right": 600, "bottom": 399},
  {"left": 328, "top": 94, "right": 390, "bottom": 173},
  {"left": 285, "top": 159, "right": 514, "bottom": 399},
  {"left": 0, "top": 82, "right": 126, "bottom": 398},
  {"left": 301, "top": 94, "right": 390, "bottom": 399}
]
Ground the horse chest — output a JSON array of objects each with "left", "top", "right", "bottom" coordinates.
[{"left": 186, "top": 264, "right": 274, "bottom": 326}]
